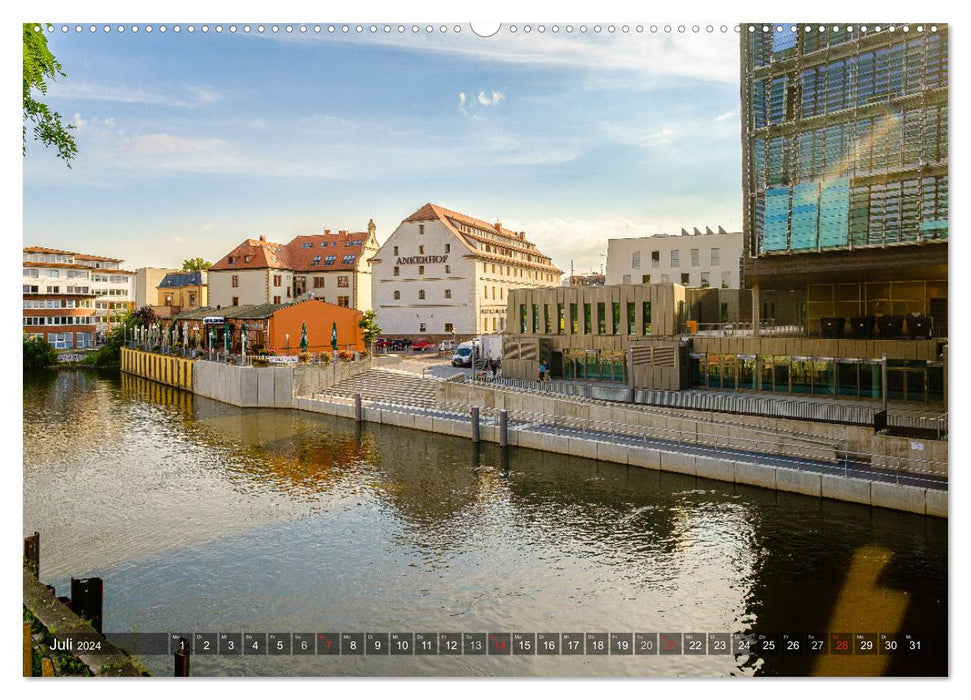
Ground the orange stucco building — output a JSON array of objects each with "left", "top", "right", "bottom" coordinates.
[{"left": 265, "top": 299, "right": 364, "bottom": 354}]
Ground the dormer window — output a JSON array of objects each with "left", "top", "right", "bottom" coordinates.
[
  {"left": 324, "top": 255, "right": 337, "bottom": 265},
  {"left": 311, "top": 256, "right": 321, "bottom": 266},
  {"left": 341, "top": 255, "right": 356, "bottom": 265},
  {"left": 243, "top": 255, "right": 251, "bottom": 263},
  {"left": 302, "top": 242, "right": 313, "bottom": 248}
]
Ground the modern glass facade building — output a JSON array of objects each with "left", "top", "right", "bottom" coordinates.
[{"left": 740, "top": 25, "right": 948, "bottom": 339}]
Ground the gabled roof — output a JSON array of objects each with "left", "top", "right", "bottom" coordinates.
[
  {"left": 173, "top": 297, "right": 360, "bottom": 321},
  {"left": 209, "top": 237, "right": 291, "bottom": 271},
  {"left": 159, "top": 271, "right": 205, "bottom": 288},
  {"left": 399, "top": 203, "right": 562, "bottom": 274},
  {"left": 210, "top": 229, "right": 375, "bottom": 273}
]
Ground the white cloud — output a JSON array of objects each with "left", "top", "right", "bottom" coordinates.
[
  {"left": 171, "top": 236, "right": 185, "bottom": 244},
  {"left": 476, "top": 90, "right": 504, "bottom": 106},
  {"left": 124, "top": 133, "right": 226, "bottom": 155},
  {"left": 601, "top": 123, "right": 674, "bottom": 149},
  {"left": 48, "top": 81, "right": 221, "bottom": 108},
  {"left": 259, "top": 30, "right": 740, "bottom": 84},
  {"left": 714, "top": 111, "right": 736, "bottom": 122}
]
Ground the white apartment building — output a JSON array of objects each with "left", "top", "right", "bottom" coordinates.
[
  {"left": 371, "top": 203, "right": 562, "bottom": 336},
  {"left": 208, "top": 223, "right": 380, "bottom": 311},
  {"left": 23, "top": 246, "right": 134, "bottom": 339},
  {"left": 605, "top": 227, "right": 743, "bottom": 290}
]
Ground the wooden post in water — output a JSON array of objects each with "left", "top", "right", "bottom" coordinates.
[
  {"left": 471, "top": 407, "right": 480, "bottom": 443},
  {"left": 24, "top": 531, "right": 40, "bottom": 578},
  {"left": 70, "top": 577, "right": 103, "bottom": 634},
  {"left": 354, "top": 393, "right": 362, "bottom": 422},
  {"left": 23, "top": 623, "right": 32, "bottom": 677},
  {"left": 174, "top": 636, "right": 190, "bottom": 677},
  {"left": 499, "top": 410, "right": 508, "bottom": 448}
]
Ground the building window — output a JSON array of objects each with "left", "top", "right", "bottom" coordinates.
[
  {"left": 418, "top": 265, "right": 425, "bottom": 275},
  {"left": 570, "top": 303, "right": 579, "bottom": 333},
  {"left": 532, "top": 305, "right": 540, "bottom": 334},
  {"left": 338, "top": 296, "right": 350, "bottom": 307},
  {"left": 670, "top": 250, "right": 680, "bottom": 267},
  {"left": 612, "top": 302, "right": 621, "bottom": 335},
  {"left": 583, "top": 303, "right": 592, "bottom": 334},
  {"left": 557, "top": 304, "right": 565, "bottom": 333},
  {"left": 393, "top": 246, "right": 399, "bottom": 256},
  {"left": 393, "top": 266, "right": 400, "bottom": 277},
  {"left": 286, "top": 288, "right": 291, "bottom": 298},
  {"left": 641, "top": 274, "right": 651, "bottom": 284},
  {"left": 228, "top": 257, "right": 236, "bottom": 264},
  {"left": 623, "top": 274, "right": 631, "bottom": 284},
  {"left": 711, "top": 247, "right": 720, "bottom": 266},
  {"left": 165, "top": 294, "right": 173, "bottom": 305},
  {"left": 445, "top": 244, "right": 450, "bottom": 253},
  {"left": 544, "top": 305, "right": 552, "bottom": 334},
  {"left": 394, "top": 290, "right": 401, "bottom": 300},
  {"left": 419, "top": 245, "right": 424, "bottom": 254},
  {"left": 189, "top": 293, "right": 196, "bottom": 306},
  {"left": 445, "top": 323, "right": 454, "bottom": 333},
  {"left": 597, "top": 302, "right": 606, "bottom": 334},
  {"left": 643, "top": 302, "right": 652, "bottom": 334},
  {"left": 519, "top": 304, "right": 527, "bottom": 334},
  {"left": 651, "top": 251, "right": 660, "bottom": 267},
  {"left": 232, "top": 275, "right": 239, "bottom": 287},
  {"left": 681, "top": 273, "right": 691, "bottom": 284},
  {"left": 232, "top": 296, "right": 239, "bottom": 306},
  {"left": 419, "top": 224, "right": 425, "bottom": 235},
  {"left": 337, "top": 276, "right": 349, "bottom": 288},
  {"left": 701, "top": 272, "right": 710, "bottom": 287},
  {"left": 419, "top": 322, "right": 426, "bottom": 332},
  {"left": 273, "top": 296, "right": 281, "bottom": 304},
  {"left": 627, "top": 302, "right": 636, "bottom": 334},
  {"left": 418, "top": 289, "right": 425, "bottom": 300},
  {"left": 314, "top": 277, "right": 325, "bottom": 288},
  {"left": 632, "top": 251, "right": 641, "bottom": 269},
  {"left": 444, "top": 289, "right": 452, "bottom": 299},
  {"left": 311, "top": 256, "right": 321, "bottom": 266},
  {"left": 243, "top": 255, "right": 251, "bottom": 263},
  {"left": 445, "top": 265, "right": 451, "bottom": 274},
  {"left": 691, "top": 249, "right": 700, "bottom": 267}
]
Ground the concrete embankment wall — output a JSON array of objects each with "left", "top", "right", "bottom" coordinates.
[
  {"left": 290, "top": 396, "right": 947, "bottom": 518},
  {"left": 121, "top": 348, "right": 194, "bottom": 391},
  {"left": 123, "top": 350, "right": 401, "bottom": 408},
  {"left": 438, "top": 382, "right": 948, "bottom": 477}
]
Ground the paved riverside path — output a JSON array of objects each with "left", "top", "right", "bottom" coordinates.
[{"left": 354, "top": 399, "right": 948, "bottom": 492}]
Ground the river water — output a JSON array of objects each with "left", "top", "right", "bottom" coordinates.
[{"left": 22, "top": 371, "right": 947, "bottom": 677}]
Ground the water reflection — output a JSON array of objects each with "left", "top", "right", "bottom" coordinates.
[{"left": 23, "top": 373, "right": 947, "bottom": 676}]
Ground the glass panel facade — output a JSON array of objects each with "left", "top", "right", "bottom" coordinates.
[
  {"left": 642, "top": 302, "right": 652, "bottom": 335},
  {"left": 583, "top": 303, "right": 592, "bottom": 334}
]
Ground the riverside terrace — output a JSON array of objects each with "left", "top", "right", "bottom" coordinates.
[{"left": 501, "top": 283, "right": 947, "bottom": 408}]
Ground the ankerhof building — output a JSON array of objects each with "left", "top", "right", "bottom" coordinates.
[
  {"left": 23, "top": 246, "right": 133, "bottom": 349},
  {"left": 371, "top": 203, "right": 562, "bottom": 337},
  {"left": 208, "top": 222, "right": 379, "bottom": 311}
]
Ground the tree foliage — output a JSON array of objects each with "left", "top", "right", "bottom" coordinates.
[
  {"left": 358, "top": 310, "right": 382, "bottom": 345},
  {"left": 131, "top": 305, "right": 158, "bottom": 327},
  {"left": 23, "top": 24, "right": 77, "bottom": 165},
  {"left": 23, "top": 334, "right": 59, "bottom": 370},
  {"left": 181, "top": 257, "right": 212, "bottom": 271}
]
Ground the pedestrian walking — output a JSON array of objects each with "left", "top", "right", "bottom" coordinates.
[{"left": 538, "top": 361, "right": 546, "bottom": 382}]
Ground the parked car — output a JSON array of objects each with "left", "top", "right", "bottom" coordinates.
[{"left": 411, "top": 340, "right": 436, "bottom": 352}]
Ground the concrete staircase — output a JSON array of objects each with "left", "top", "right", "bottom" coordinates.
[{"left": 316, "top": 368, "right": 442, "bottom": 408}]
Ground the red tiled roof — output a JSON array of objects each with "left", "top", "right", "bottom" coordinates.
[
  {"left": 210, "top": 230, "right": 373, "bottom": 273},
  {"left": 285, "top": 231, "right": 369, "bottom": 272},
  {"left": 402, "top": 203, "right": 562, "bottom": 275}
]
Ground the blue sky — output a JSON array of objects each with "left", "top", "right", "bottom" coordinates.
[{"left": 23, "top": 24, "right": 743, "bottom": 274}]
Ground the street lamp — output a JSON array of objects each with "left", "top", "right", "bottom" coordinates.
[{"left": 286, "top": 333, "right": 290, "bottom": 357}]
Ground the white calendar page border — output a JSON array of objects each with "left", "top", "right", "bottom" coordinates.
[{"left": 3, "top": 0, "right": 961, "bottom": 698}]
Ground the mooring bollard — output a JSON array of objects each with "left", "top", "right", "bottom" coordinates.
[
  {"left": 70, "top": 577, "right": 104, "bottom": 634},
  {"left": 499, "top": 409, "right": 508, "bottom": 448},
  {"left": 471, "top": 406, "right": 480, "bottom": 443},
  {"left": 354, "top": 393, "right": 362, "bottom": 422},
  {"left": 24, "top": 531, "right": 40, "bottom": 579},
  {"left": 174, "top": 636, "right": 190, "bottom": 677}
]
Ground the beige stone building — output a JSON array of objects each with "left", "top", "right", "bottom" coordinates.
[{"left": 208, "top": 222, "right": 380, "bottom": 311}]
